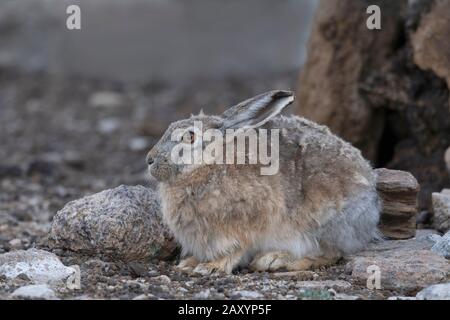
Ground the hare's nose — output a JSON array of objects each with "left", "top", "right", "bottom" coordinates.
[{"left": 146, "top": 155, "right": 154, "bottom": 165}]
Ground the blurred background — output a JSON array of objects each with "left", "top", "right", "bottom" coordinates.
[
  {"left": 0, "top": 0, "right": 317, "bottom": 83},
  {"left": 0, "top": 0, "right": 449, "bottom": 250}
]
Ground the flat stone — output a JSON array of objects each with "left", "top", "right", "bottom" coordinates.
[
  {"left": 0, "top": 249, "right": 75, "bottom": 285},
  {"left": 416, "top": 282, "right": 450, "bottom": 300},
  {"left": 49, "top": 185, "right": 177, "bottom": 261},
  {"left": 376, "top": 168, "right": 420, "bottom": 193},
  {"left": 346, "top": 230, "right": 450, "bottom": 292},
  {"left": 11, "top": 284, "right": 58, "bottom": 300}
]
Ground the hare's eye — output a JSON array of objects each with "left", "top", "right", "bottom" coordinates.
[{"left": 182, "top": 130, "right": 195, "bottom": 144}]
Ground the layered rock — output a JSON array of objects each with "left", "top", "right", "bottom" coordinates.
[{"left": 375, "top": 168, "right": 419, "bottom": 239}]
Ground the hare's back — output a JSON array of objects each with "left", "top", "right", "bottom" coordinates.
[{"left": 267, "top": 115, "right": 376, "bottom": 193}]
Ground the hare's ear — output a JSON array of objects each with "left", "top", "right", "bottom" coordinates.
[{"left": 221, "top": 90, "right": 294, "bottom": 129}]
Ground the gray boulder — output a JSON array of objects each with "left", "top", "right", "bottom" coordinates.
[{"left": 48, "top": 185, "right": 177, "bottom": 261}]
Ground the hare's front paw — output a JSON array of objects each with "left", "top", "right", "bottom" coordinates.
[{"left": 176, "top": 256, "right": 199, "bottom": 272}]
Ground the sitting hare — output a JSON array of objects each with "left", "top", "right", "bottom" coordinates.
[{"left": 146, "top": 90, "right": 380, "bottom": 275}]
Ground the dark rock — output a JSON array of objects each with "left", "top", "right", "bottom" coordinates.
[
  {"left": 128, "top": 262, "right": 149, "bottom": 278},
  {"left": 0, "top": 164, "right": 22, "bottom": 178},
  {"left": 26, "top": 160, "right": 58, "bottom": 177},
  {"left": 416, "top": 210, "right": 432, "bottom": 227}
]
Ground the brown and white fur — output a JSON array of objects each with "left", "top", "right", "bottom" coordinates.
[{"left": 146, "top": 91, "right": 380, "bottom": 275}]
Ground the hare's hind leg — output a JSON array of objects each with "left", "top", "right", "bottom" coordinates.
[
  {"left": 176, "top": 256, "right": 200, "bottom": 272},
  {"left": 250, "top": 251, "right": 293, "bottom": 272},
  {"left": 286, "top": 255, "right": 340, "bottom": 271},
  {"left": 250, "top": 251, "right": 340, "bottom": 272},
  {"left": 193, "top": 250, "right": 245, "bottom": 275}
]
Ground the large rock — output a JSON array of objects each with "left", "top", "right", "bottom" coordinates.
[
  {"left": 346, "top": 230, "right": 450, "bottom": 293},
  {"left": 0, "top": 249, "right": 75, "bottom": 285},
  {"left": 296, "top": 0, "right": 406, "bottom": 160},
  {"left": 375, "top": 168, "right": 419, "bottom": 239},
  {"left": 412, "top": 0, "right": 450, "bottom": 107},
  {"left": 296, "top": 0, "right": 450, "bottom": 210},
  {"left": 48, "top": 185, "right": 177, "bottom": 261},
  {"left": 432, "top": 190, "right": 450, "bottom": 233}
]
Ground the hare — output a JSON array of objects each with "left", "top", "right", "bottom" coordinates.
[{"left": 146, "top": 90, "right": 380, "bottom": 275}]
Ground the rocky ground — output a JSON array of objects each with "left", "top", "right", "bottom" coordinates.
[{"left": 1, "top": 67, "right": 449, "bottom": 300}]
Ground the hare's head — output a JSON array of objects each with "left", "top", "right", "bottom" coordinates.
[{"left": 146, "top": 90, "right": 294, "bottom": 182}]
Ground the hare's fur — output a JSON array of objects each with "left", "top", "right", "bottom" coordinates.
[{"left": 148, "top": 91, "right": 380, "bottom": 274}]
